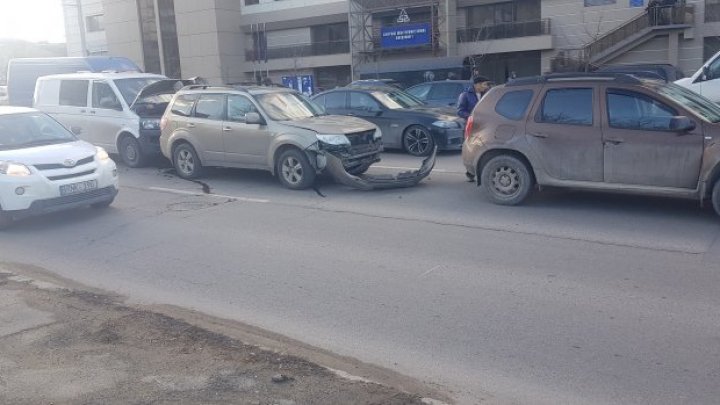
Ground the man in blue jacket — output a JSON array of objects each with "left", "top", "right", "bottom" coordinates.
[{"left": 457, "top": 76, "right": 491, "bottom": 119}]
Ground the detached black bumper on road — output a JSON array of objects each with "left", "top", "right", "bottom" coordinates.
[{"left": 325, "top": 147, "right": 437, "bottom": 190}]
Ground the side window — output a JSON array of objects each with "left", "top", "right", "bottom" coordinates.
[
  {"left": 313, "top": 95, "right": 327, "bottom": 108},
  {"left": 407, "top": 84, "right": 431, "bottom": 99},
  {"left": 539, "top": 88, "right": 593, "bottom": 126},
  {"left": 170, "top": 94, "right": 197, "bottom": 117},
  {"left": 349, "top": 92, "right": 381, "bottom": 112},
  {"left": 323, "top": 92, "right": 347, "bottom": 109},
  {"left": 59, "top": 80, "right": 89, "bottom": 107},
  {"left": 707, "top": 57, "right": 720, "bottom": 80},
  {"left": 495, "top": 90, "right": 534, "bottom": 121},
  {"left": 227, "top": 95, "right": 258, "bottom": 122},
  {"left": 193, "top": 94, "right": 225, "bottom": 120},
  {"left": 429, "top": 83, "right": 464, "bottom": 100},
  {"left": 92, "top": 81, "right": 122, "bottom": 110},
  {"left": 607, "top": 90, "right": 677, "bottom": 131}
]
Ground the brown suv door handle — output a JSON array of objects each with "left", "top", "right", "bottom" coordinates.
[
  {"left": 223, "top": 126, "right": 233, "bottom": 132},
  {"left": 605, "top": 139, "right": 624, "bottom": 145},
  {"left": 187, "top": 123, "right": 196, "bottom": 128},
  {"left": 529, "top": 132, "right": 548, "bottom": 139}
]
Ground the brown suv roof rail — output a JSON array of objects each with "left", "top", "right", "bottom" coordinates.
[{"left": 507, "top": 73, "right": 643, "bottom": 87}]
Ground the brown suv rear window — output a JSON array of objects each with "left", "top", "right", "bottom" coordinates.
[{"left": 495, "top": 90, "right": 533, "bottom": 120}]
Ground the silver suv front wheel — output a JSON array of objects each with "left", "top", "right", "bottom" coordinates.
[{"left": 276, "top": 149, "right": 316, "bottom": 190}]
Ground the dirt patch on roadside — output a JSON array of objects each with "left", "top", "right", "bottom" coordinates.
[{"left": 0, "top": 272, "right": 432, "bottom": 405}]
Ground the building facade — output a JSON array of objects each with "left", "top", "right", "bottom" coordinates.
[
  {"left": 64, "top": 0, "right": 720, "bottom": 90},
  {"left": 62, "top": 0, "right": 109, "bottom": 56}
]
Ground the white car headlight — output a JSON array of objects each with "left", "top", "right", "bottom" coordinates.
[
  {"left": 432, "top": 120, "right": 461, "bottom": 129},
  {"left": 141, "top": 119, "right": 161, "bottom": 130},
  {"left": 0, "top": 161, "right": 31, "bottom": 176},
  {"left": 96, "top": 146, "right": 110, "bottom": 161},
  {"left": 373, "top": 128, "right": 382, "bottom": 141},
  {"left": 316, "top": 134, "right": 351, "bottom": 146}
]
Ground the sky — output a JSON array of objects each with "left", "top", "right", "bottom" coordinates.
[{"left": 0, "top": 0, "right": 66, "bottom": 43}]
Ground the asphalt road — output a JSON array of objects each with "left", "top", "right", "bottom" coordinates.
[{"left": 1, "top": 151, "right": 719, "bottom": 405}]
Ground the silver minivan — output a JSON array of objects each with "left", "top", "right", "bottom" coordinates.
[{"left": 160, "top": 85, "right": 435, "bottom": 190}]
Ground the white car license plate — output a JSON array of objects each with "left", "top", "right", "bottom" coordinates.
[{"left": 60, "top": 180, "right": 98, "bottom": 196}]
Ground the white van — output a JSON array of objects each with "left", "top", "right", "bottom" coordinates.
[
  {"left": 33, "top": 72, "right": 187, "bottom": 167},
  {"left": 676, "top": 50, "right": 720, "bottom": 102}
]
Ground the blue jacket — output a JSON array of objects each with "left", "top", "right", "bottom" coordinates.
[{"left": 457, "top": 87, "right": 483, "bottom": 119}]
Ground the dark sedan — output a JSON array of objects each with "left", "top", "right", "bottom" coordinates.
[{"left": 312, "top": 87, "right": 464, "bottom": 156}]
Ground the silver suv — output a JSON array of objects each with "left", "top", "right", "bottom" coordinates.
[{"left": 160, "top": 85, "right": 435, "bottom": 190}]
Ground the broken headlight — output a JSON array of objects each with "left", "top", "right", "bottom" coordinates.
[{"left": 316, "top": 134, "right": 350, "bottom": 146}]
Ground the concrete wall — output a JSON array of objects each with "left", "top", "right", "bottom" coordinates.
[{"left": 103, "top": 0, "right": 144, "bottom": 68}]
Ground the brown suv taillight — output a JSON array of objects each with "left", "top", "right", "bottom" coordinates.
[{"left": 464, "top": 115, "right": 474, "bottom": 140}]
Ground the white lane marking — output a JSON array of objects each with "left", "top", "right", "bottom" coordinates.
[
  {"left": 146, "top": 186, "right": 270, "bottom": 203},
  {"left": 419, "top": 265, "right": 443, "bottom": 278}
]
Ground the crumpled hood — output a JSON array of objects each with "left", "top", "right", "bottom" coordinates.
[
  {"left": 281, "top": 115, "right": 376, "bottom": 134},
  {"left": 0, "top": 141, "right": 97, "bottom": 166}
]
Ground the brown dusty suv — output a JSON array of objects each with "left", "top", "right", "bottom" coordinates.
[{"left": 462, "top": 73, "right": 720, "bottom": 215}]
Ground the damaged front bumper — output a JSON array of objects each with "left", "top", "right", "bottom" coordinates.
[{"left": 325, "top": 147, "right": 437, "bottom": 190}]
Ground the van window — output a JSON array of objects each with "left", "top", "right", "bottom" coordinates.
[
  {"left": 170, "top": 94, "right": 197, "bottom": 117},
  {"left": 92, "top": 81, "right": 122, "bottom": 110},
  {"left": 59, "top": 80, "right": 89, "bottom": 107}
]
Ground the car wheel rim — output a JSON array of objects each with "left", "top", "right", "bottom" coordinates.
[
  {"left": 406, "top": 129, "right": 430, "bottom": 155},
  {"left": 125, "top": 142, "right": 137, "bottom": 162},
  {"left": 177, "top": 150, "right": 194, "bottom": 174},
  {"left": 282, "top": 157, "right": 303, "bottom": 185},
  {"left": 491, "top": 166, "right": 520, "bottom": 197}
]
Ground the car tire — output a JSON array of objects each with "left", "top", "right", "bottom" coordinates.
[
  {"left": 403, "top": 125, "right": 435, "bottom": 157},
  {"left": 173, "top": 143, "right": 203, "bottom": 179},
  {"left": 276, "top": 148, "right": 316, "bottom": 190},
  {"left": 91, "top": 198, "right": 115, "bottom": 209},
  {"left": 712, "top": 179, "right": 720, "bottom": 216},
  {"left": 119, "top": 136, "right": 147, "bottom": 168},
  {"left": 481, "top": 155, "right": 534, "bottom": 205},
  {"left": 347, "top": 164, "right": 370, "bottom": 176}
]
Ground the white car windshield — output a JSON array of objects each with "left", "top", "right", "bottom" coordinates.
[
  {"left": 114, "top": 78, "right": 163, "bottom": 105},
  {"left": 0, "top": 113, "right": 76, "bottom": 151},
  {"left": 256, "top": 92, "right": 325, "bottom": 121},
  {"left": 657, "top": 83, "right": 720, "bottom": 123}
]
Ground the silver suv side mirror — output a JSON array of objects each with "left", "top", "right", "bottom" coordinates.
[{"left": 245, "top": 112, "right": 264, "bottom": 125}]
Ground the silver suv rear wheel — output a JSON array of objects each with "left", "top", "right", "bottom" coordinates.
[{"left": 173, "top": 143, "right": 203, "bottom": 179}]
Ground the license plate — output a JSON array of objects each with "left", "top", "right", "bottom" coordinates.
[{"left": 60, "top": 180, "right": 98, "bottom": 196}]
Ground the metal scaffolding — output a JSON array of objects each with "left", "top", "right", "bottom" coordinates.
[{"left": 349, "top": 0, "right": 445, "bottom": 78}]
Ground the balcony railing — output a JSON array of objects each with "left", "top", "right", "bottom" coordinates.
[
  {"left": 246, "top": 40, "right": 350, "bottom": 61},
  {"left": 457, "top": 19, "right": 551, "bottom": 43},
  {"left": 583, "top": 4, "right": 693, "bottom": 61},
  {"left": 706, "top": 2, "right": 720, "bottom": 22}
]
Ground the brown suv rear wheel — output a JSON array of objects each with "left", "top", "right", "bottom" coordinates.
[{"left": 481, "top": 155, "right": 534, "bottom": 205}]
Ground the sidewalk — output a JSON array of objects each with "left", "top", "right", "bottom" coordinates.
[{"left": 0, "top": 268, "right": 440, "bottom": 405}]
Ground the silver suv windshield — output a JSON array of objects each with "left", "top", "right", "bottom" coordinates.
[
  {"left": 657, "top": 83, "right": 720, "bottom": 123},
  {"left": 0, "top": 113, "right": 76, "bottom": 150},
  {"left": 256, "top": 92, "right": 325, "bottom": 121},
  {"left": 114, "top": 78, "right": 163, "bottom": 105}
]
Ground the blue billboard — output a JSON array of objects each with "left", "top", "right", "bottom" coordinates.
[
  {"left": 281, "top": 75, "right": 314, "bottom": 96},
  {"left": 380, "top": 23, "right": 431, "bottom": 49}
]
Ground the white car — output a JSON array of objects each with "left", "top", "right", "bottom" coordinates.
[
  {"left": 0, "top": 107, "right": 119, "bottom": 229},
  {"left": 676, "top": 50, "right": 720, "bottom": 102}
]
